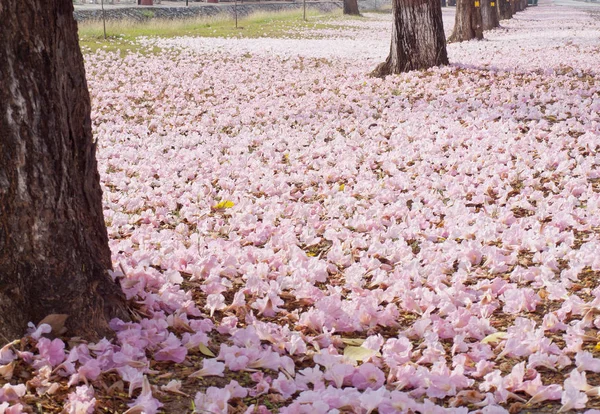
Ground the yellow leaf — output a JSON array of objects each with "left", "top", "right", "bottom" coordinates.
[
  {"left": 339, "top": 183, "right": 345, "bottom": 191},
  {"left": 198, "top": 343, "right": 216, "bottom": 358},
  {"left": 481, "top": 332, "right": 508, "bottom": 345},
  {"left": 343, "top": 346, "right": 379, "bottom": 362},
  {"left": 341, "top": 338, "right": 365, "bottom": 346},
  {"left": 212, "top": 200, "right": 234, "bottom": 210},
  {"left": 594, "top": 342, "right": 600, "bottom": 352}
]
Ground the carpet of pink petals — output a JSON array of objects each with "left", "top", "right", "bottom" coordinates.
[{"left": 3, "top": 1, "right": 600, "bottom": 413}]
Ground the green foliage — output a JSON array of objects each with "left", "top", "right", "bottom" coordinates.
[
  {"left": 140, "top": 9, "right": 156, "bottom": 19},
  {"left": 78, "top": 9, "right": 358, "bottom": 54}
]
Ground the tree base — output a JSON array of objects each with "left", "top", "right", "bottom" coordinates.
[{"left": 372, "top": 0, "right": 448, "bottom": 77}]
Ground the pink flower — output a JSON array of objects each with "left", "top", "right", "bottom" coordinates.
[
  {"left": 575, "top": 351, "right": 600, "bottom": 373},
  {"left": 78, "top": 359, "right": 102, "bottom": 382},
  {"left": 296, "top": 366, "right": 325, "bottom": 391},
  {"left": 63, "top": 385, "right": 96, "bottom": 414},
  {"left": 193, "top": 387, "right": 231, "bottom": 414},
  {"left": 359, "top": 386, "right": 387, "bottom": 413},
  {"left": 324, "top": 363, "right": 355, "bottom": 388},
  {"left": 125, "top": 376, "right": 163, "bottom": 414},
  {"left": 36, "top": 338, "right": 66, "bottom": 367},
  {"left": 378, "top": 390, "right": 419, "bottom": 414},
  {"left": 351, "top": 363, "right": 385, "bottom": 390},
  {"left": 0, "top": 343, "right": 16, "bottom": 365},
  {"left": 161, "top": 380, "right": 188, "bottom": 396},
  {"left": 116, "top": 365, "right": 144, "bottom": 397},
  {"left": 247, "top": 350, "right": 281, "bottom": 371},
  {"left": 205, "top": 293, "right": 226, "bottom": 317},
  {"left": 27, "top": 323, "right": 52, "bottom": 340},
  {"left": 382, "top": 337, "right": 412, "bottom": 368},
  {"left": 526, "top": 384, "right": 562, "bottom": 406},
  {"left": 0, "top": 384, "right": 26, "bottom": 403},
  {"left": 272, "top": 373, "right": 297, "bottom": 399},
  {"left": 251, "top": 293, "right": 284, "bottom": 317},
  {"left": 559, "top": 383, "right": 588, "bottom": 413},
  {"left": 250, "top": 372, "right": 272, "bottom": 397},
  {"left": 225, "top": 380, "right": 248, "bottom": 399},
  {"left": 0, "top": 402, "right": 25, "bottom": 414},
  {"left": 189, "top": 358, "right": 225, "bottom": 378},
  {"left": 154, "top": 333, "right": 187, "bottom": 363}
]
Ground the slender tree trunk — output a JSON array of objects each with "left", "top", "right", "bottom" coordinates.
[
  {"left": 448, "top": 0, "right": 484, "bottom": 42},
  {"left": 441, "top": 0, "right": 447, "bottom": 8},
  {"left": 498, "top": 0, "right": 512, "bottom": 19},
  {"left": 343, "top": 0, "right": 361, "bottom": 15},
  {"left": 372, "top": 0, "right": 448, "bottom": 77},
  {"left": 481, "top": 0, "right": 499, "bottom": 29},
  {"left": 0, "top": 0, "right": 129, "bottom": 341}
]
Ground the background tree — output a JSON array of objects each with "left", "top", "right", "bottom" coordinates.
[
  {"left": 512, "top": 0, "right": 526, "bottom": 13},
  {"left": 481, "top": 0, "right": 499, "bottom": 30},
  {"left": 498, "top": 0, "right": 513, "bottom": 20},
  {"left": 372, "top": 0, "right": 448, "bottom": 77},
  {"left": 343, "top": 0, "right": 361, "bottom": 15},
  {"left": 0, "top": 0, "right": 129, "bottom": 341},
  {"left": 448, "top": 0, "right": 484, "bottom": 42}
]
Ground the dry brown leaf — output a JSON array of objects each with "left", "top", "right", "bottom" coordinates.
[{"left": 37, "top": 314, "right": 69, "bottom": 335}]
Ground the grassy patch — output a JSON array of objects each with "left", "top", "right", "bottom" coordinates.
[{"left": 78, "top": 9, "right": 361, "bottom": 54}]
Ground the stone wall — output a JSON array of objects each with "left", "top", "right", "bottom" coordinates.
[{"left": 74, "top": 1, "right": 345, "bottom": 21}]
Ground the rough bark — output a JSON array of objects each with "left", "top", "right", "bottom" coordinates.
[
  {"left": 372, "top": 0, "right": 448, "bottom": 77},
  {"left": 481, "top": 0, "right": 499, "bottom": 30},
  {"left": 449, "top": 0, "right": 484, "bottom": 42},
  {"left": 498, "top": 0, "right": 512, "bottom": 20},
  {"left": 0, "top": 0, "right": 129, "bottom": 342},
  {"left": 343, "top": 0, "right": 361, "bottom": 15},
  {"left": 512, "top": 0, "right": 524, "bottom": 12}
]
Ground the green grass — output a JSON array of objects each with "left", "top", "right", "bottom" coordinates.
[{"left": 78, "top": 9, "right": 362, "bottom": 54}]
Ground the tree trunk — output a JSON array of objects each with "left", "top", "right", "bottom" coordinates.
[
  {"left": 448, "top": 0, "right": 484, "bottom": 42},
  {"left": 498, "top": 0, "right": 512, "bottom": 19},
  {"left": 481, "top": 0, "right": 499, "bottom": 30},
  {"left": 372, "top": 0, "right": 448, "bottom": 77},
  {"left": 0, "top": 0, "right": 129, "bottom": 342},
  {"left": 343, "top": 0, "right": 361, "bottom": 15}
]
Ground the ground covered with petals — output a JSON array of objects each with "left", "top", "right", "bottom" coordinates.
[{"left": 2, "top": 1, "right": 600, "bottom": 413}]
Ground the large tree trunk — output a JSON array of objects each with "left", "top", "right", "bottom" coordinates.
[
  {"left": 448, "top": 0, "right": 484, "bottom": 42},
  {"left": 372, "top": 0, "right": 448, "bottom": 77},
  {"left": 0, "top": 0, "right": 129, "bottom": 341},
  {"left": 512, "top": 0, "right": 523, "bottom": 13},
  {"left": 343, "top": 0, "right": 361, "bottom": 15},
  {"left": 498, "top": 0, "right": 513, "bottom": 19},
  {"left": 481, "top": 0, "right": 499, "bottom": 29}
]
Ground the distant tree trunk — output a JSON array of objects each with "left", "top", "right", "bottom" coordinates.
[
  {"left": 498, "top": 0, "right": 512, "bottom": 19},
  {"left": 372, "top": 0, "right": 448, "bottom": 77},
  {"left": 441, "top": 0, "right": 447, "bottom": 8},
  {"left": 448, "top": 0, "right": 483, "bottom": 42},
  {"left": 481, "top": 0, "right": 499, "bottom": 29},
  {"left": 0, "top": 0, "right": 129, "bottom": 341},
  {"left": 343, "top": 0, "right": 361, "bottom": 15}
]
